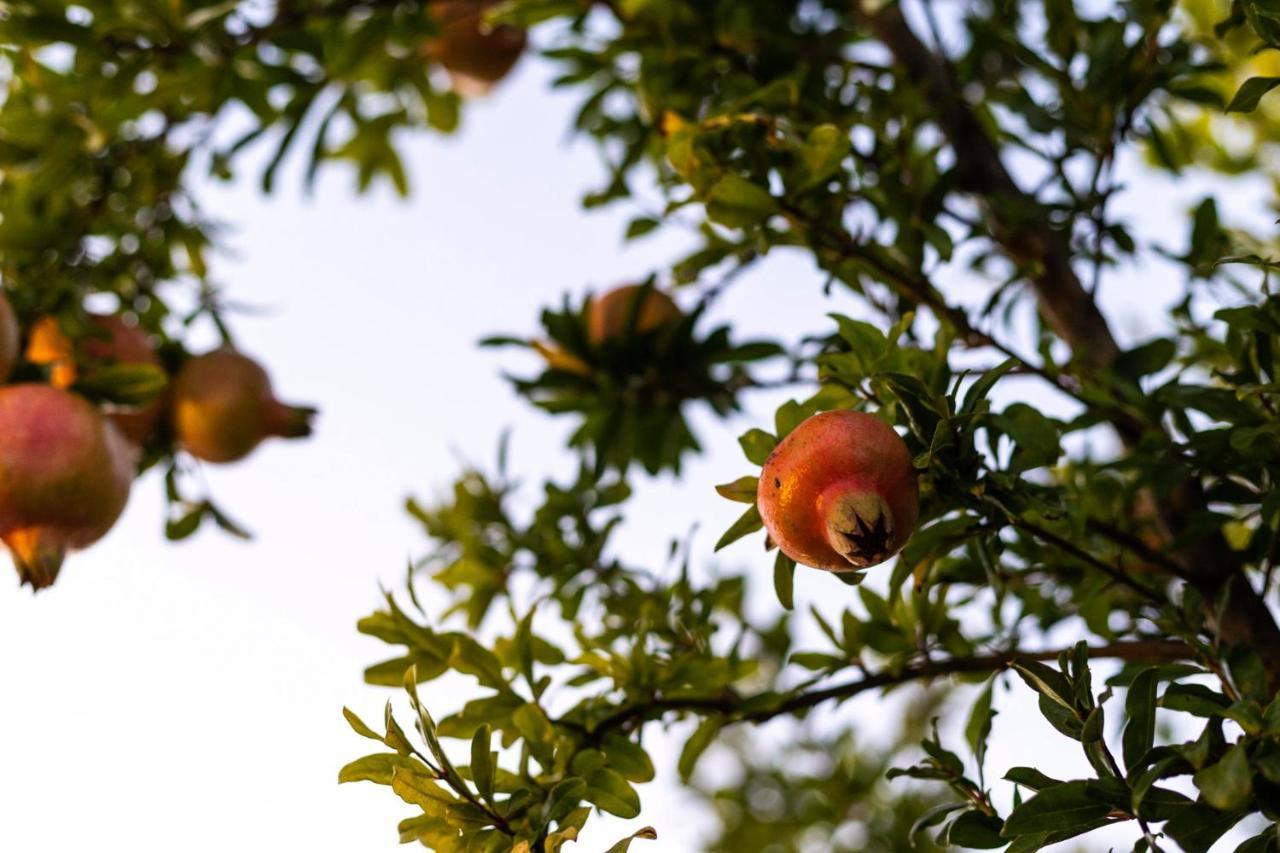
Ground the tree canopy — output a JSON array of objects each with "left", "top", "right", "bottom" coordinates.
[{"left": 6, "top": 0, "right": 1280, "bottom": 850}]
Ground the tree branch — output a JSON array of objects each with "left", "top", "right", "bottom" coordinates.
[
  {"left": 583, "top": 639, "right": 1191, "bottom": 739},
  {"left": 852, "top": 0, "right": 1280, "bottom": 689}
]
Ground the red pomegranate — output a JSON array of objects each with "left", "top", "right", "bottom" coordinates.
[
  {"left": 0, "top": 385, "right": 135, "bottom": 589},
  {"left": 587, "top": 285, "right": 681, "bottom": 345},
  {"left": 757, "top": 411, "right": 919, "bottom": 571},
  {"left": 426, "top": 0, "right": 527, "bottom": 95},
  {"left": 0, "top": 292, "right": 17, "bottom": 383},
  {"left": 170, "top": 348, "right": 315, "bottom": 464}
]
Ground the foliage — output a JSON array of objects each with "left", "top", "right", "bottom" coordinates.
[{"left": 10, "top": 0, "right": 1280, "bottom": 850}]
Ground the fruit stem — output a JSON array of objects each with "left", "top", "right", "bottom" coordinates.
[
  {"left": 6, "top": 529, "right": 67, "bottom": 591},
  {"left": 821, "top": 485, "right": 895, "bottom": 570},
  {"left": 268, "top": 401, "right": 317, "bottom": 439}
]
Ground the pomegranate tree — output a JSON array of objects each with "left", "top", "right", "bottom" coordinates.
[
  {"left": 170, "top": 348, "right": 315, "bottom": 464},
  {"left": 0, "top": 385, "right": 135, "bottom": 589},
  {"left": 757, "top": 410, "right": 919, "bottom": 571}
]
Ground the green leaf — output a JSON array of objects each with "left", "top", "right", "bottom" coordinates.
[
  {"left": 1193, "top": 743, "right": 1253, "bottom": 812},
  {"left": 714, "top": 476, "right": 758, "bottom": 503},
  {"left": 714, "top": 504, "right": 763, "bottom": 551},
  {"left": 1113, "top": 338, "right": 1176, "bottom": 381},
  {"left": 678, "top": 718, "right": 721, "bottom": 782},
  {"left": 1163, "top": 803, "right": 1243, "bottom": 853},
  {"left": 583, "top": 767, "right": 641, "bottom": 818},
  {"left": 470, "top": 725, "right": 494, "bottom": 802},
  {"left": 342, "top": 707, "right": 382, "bottom": 742},
  {"left": 1004, "top": 767, "right": 1063, "bottom": 792},
  {"left": 544, "top": 778, "right": 588, "bottom": 823},
  {"left": 1226, "top": 76, "right": 1280, "bottom": 113},
  {"left": 704, "top": 174, "right": 779, "bottom": 228},
  {"left": 1122, "top": 668, "right": 1157, "bottom": 770},
  {"left": 1011, "top": 659, "right": 1076, "bottom": 711},
  {"left": 338, "top": 753, "right": 427, "bottom": 785},
  {"left": 449, "top": 638, "right": 510, "bottom": 691},
  {"left": 965, "top": 678, "right": 996, "bottom": 770},
  {"left": 942, "top": 810, "right": 1006, "bottom": 848},
  {"left": 601, "top": 733, "right": 655, "bottom": 783},
  {"left": 738, "top": 428, "right": 777, "bottom": 465},
  {"left": 624, "top": 217, "right": 661, "bottom": 240},
  {"left": 960, "top": 358, "right": 1019, "bottom": 415},
  {"left": 75, "top": 363, "right": 168, "bottom": 405},
  {"left": 1001, "top": 781, "right": 1111, "bottom": 836},
  {"left": 797, "top": 123, "right": 847, "bottom": 189},
  {"left": 995, "top": 403, "right": 1061, "bottom": 470},
  {"left": 603, "top": 827, "right": 658, "bottom": 853},
  {"left": 512, "top": 703, "right": 556, "bottom": 763},
  {"left": 773, "top": 552, "right": 796, "bottom": 610}
]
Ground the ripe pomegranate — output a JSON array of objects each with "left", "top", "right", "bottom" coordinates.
[
  {"left": 170, "top": 348, "right": 315, "bottom": 464},
  {"left": 0, "top": 385, "right": 134, "bottom": 589},
  {"left": 757, "top": 411, "right": 919, "bottom": 572},
  {"left": 0, "top": 292, "right": 18, "bottom": 383},
  {"left": 587, "top": 285, "right": 681, "bottom": 345},
  {"left": 26, "top": 314, "right": 167, "bottom": 445},
  {"left": 426, "top": 0, "right": 527, "bottom": 95}
]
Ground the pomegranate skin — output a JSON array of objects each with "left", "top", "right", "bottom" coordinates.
[
  {"left": 757, "top": 411, "right": 919, "bottom": 572},
  {"left": 587, "top": 285, "right": 681, "bottom": 345},
  {"left": 0, "top": 293, "right": 17, "bottom": 383},
  {"left": 428, "top": 1, "right": 526, "bottom": 95},
  {"left": 0, "top": 385, "right": 135, "bottom": 589},
  {"left": 170, "top": 348, "right": 315, "bottom": 464}
]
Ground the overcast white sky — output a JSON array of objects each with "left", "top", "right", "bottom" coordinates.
[{"left": 0, "top": 23, "right": 1269, "bottom": 853}]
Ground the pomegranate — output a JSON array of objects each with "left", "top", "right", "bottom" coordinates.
[
  {"left": 26, "top": 314, "right": 167, "bottom": 445},
  {"left": 587, "top": 285, "right": 681, "bottom": 345},
  {"left": 0, "top": 385, "right": 135, "bottom": 589},
  {"left": 757, "top": 411, "right": 919, "bottom": 571},
  {"left": 426, "top": 1, "right": 527, "bottom": 95},
  {"left": 170, "top": 348, "right": 315, "bottom": 464},
  {"left": 0, "top": 292, "right": 17, "bottom": 383}
]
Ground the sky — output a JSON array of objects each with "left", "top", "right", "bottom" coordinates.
[{"left": 0, "top": 19, "right": 1270, "bottom": 853}]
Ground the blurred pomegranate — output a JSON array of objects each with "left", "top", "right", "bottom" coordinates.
[
  {"left": 587, "top": 284, "right": 681, "bottom": 345},
  {"left": 170, "top": 348, "right": 315, "bottom": 464},
  {"left": 0, "top": 384, "right": 135, "bottom": 589},
  {"left": 426, "top": 0, "right": 527, "bottom": 96}
]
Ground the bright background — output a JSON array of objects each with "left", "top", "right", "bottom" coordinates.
[{"left": 0, "top": 32, "right": 1266, "bottom": 852}]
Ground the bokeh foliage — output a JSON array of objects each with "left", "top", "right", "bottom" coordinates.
[{"left": 8, "top": 0, "right": 1280, "bottom": 850}]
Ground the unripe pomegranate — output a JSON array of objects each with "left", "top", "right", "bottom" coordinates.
[
  {"left": 757, "top": 411, "right": 919, "bottom": 572},
  {"left": 587, "top": 285, "right": 681, "bottom": 345},
  {"left": 0, "top": 385, "right": 135, "bottom": 589},
  {"left": 426, "top": 1, "right": 527, "bottom": 96},
  {"left": 26, "top": 314, "right": 167, "bottom": 445},
  {"left": 0, "top": 292, "right": 18, "bottom": 383},
  {"left": 170, "top": 348, "right": 315, "bottom": 464}
]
